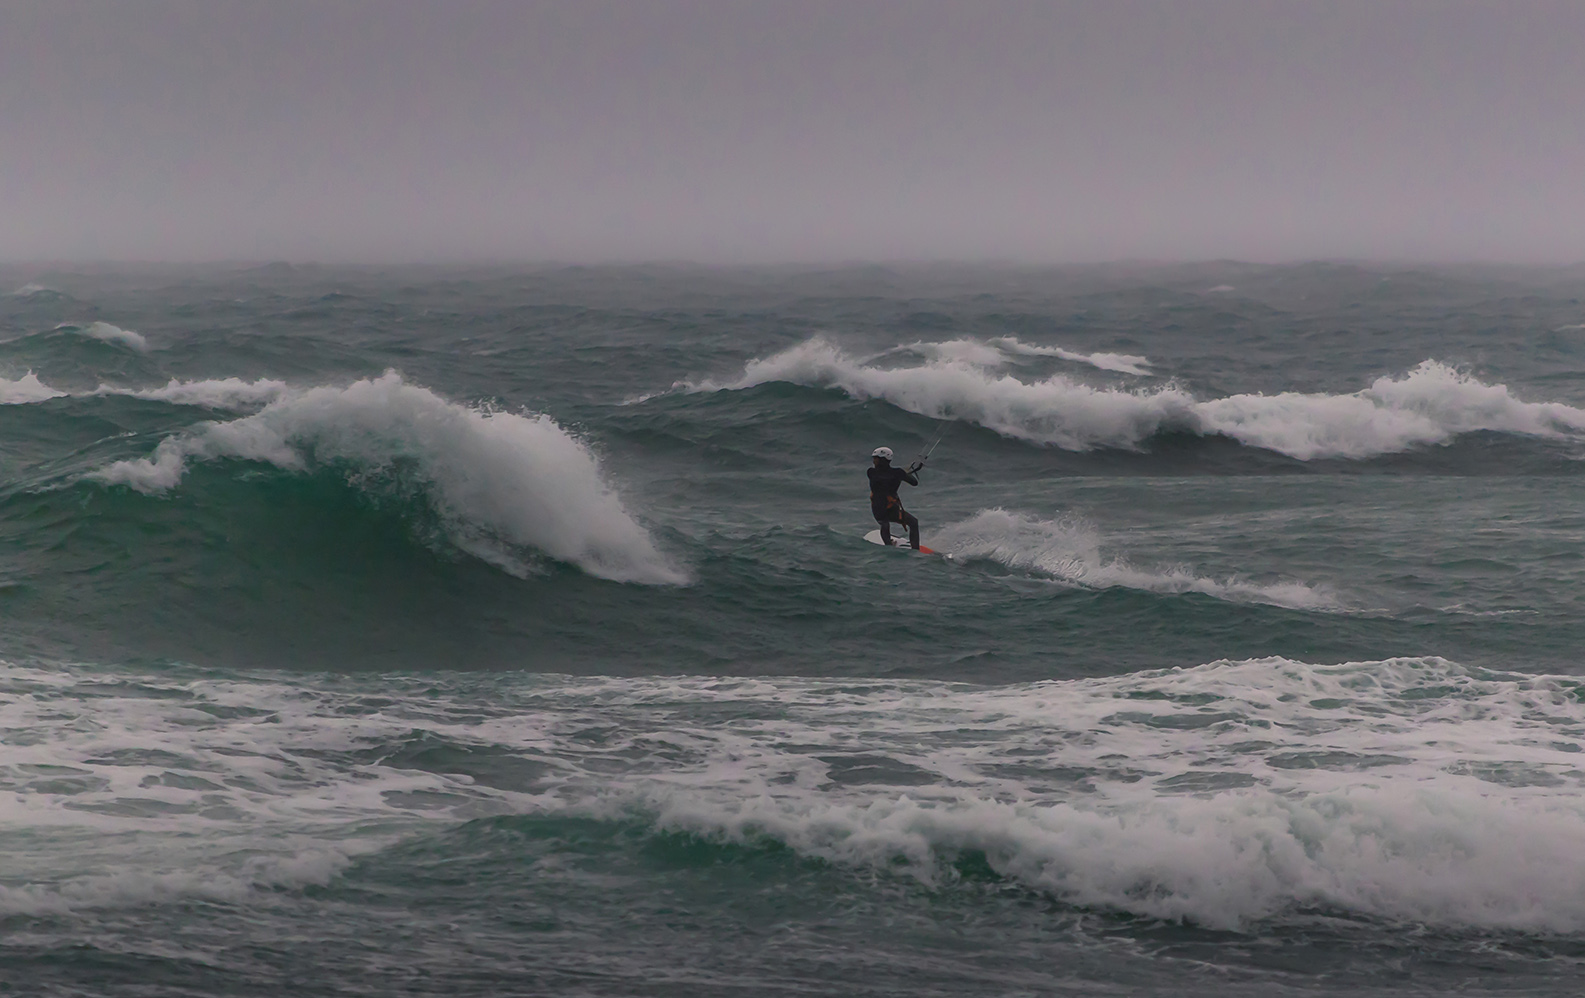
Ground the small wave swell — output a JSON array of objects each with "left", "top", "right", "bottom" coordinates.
[
  {"left": 688, "top": 338, "right": 1585, "bottom": 459},
  {"left": 91, "top": 372, "right": 685, "bottom": 584},
  {"left": 882, "top": 336, "right": 1152, "bottom": 375},
  {"left": 931, "top": 509, "right": 1333, "bottom": 610},
  {"left": 53, "top": 321, "right": 149, "bottom": 352}
]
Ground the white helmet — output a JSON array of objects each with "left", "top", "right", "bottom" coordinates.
[{"left": 872, "top": 446, "right": 893, "bottom": 460}]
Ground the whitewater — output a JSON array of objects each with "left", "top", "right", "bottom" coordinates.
[
  {"left": 4, "top": 261, "right": 1585, "bottom": 997},
  {"left": 685, "top": 336, "right": 1585, "bottom": 459}
]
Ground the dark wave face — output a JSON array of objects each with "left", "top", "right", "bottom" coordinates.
[{"left": 4, "top": 262, "right": 1585, "bottom": 996}]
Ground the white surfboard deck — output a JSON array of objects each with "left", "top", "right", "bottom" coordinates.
[{"left": 864, "top": 529, "right": 952, "bottom": 559}]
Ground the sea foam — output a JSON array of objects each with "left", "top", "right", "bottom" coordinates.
[
  {"left": 92, "top": 372, "right": 685, "bottom": 584},
  {"left": 884, "top": 336, "right": 1152, "bottom": 375},
  {"left": 691, "top": 337, "right": 1585, "bottom": 459},
  {"left": 111, "top": 376, "right": 292, "bottom": 409},
  {"left": 6, "top": 656, "right": 1583, "bottom": 932}
]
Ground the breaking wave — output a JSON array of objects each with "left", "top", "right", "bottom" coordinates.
[
  {"left": 91, "top": 372, "right": 685, "bottom": 584},
  {"left": 932, "top": 509, "right": 1333, "bottom": 610},
  {"left": 54, "top": 321, "right": 149, "bottom": 351},
  {"left": 689, "top": 338, "right": 1585, "bottom": 459},
  {"left": 0, "top": 371, "right": 287, "bottom": 410},
  {"left": 876, "top": 335, "right": 1152, "bottom": 376},
  {"left": 10, "top": 656, "right": 1584, "bottom": 932},
  {"left": 1, "top": 371, "right": 66, "bottom": 405}
]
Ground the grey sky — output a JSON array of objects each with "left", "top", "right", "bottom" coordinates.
[{"left": 3, "top": 0, "right": 1582, "bottom": 263}]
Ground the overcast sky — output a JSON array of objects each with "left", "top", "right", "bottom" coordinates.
[{"left": 3, "top": 0, "right": 1582, "bottom": 264}]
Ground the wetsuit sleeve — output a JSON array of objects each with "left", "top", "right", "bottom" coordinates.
[{"left": 902, "top": 469, "right": 919, "bottom": 486}]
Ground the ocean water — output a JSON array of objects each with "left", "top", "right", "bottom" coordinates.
[{"left": 3, "top": 260, "right": 1585, "bottom": 996}]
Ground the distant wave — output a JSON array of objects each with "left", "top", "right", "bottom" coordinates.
[
  {"left": 989, "top": 336, "right": 1153, "bottom": 375},
  {"left": 0, "top": 372, "right": 289, "bottom": 410},
  {"left": 687, "top": 337, "right": 1585, "bottom": 459},
  {"left": 91, "top": 372, "right": 685, "bottom": 585},
  {"left": 932, "top": 509, "right": 1333, "bottom": 610},
  {"left": 7, "top": 282, "right": 58, "bottom": 297},
  {"left": 52, "top": 321, "right": 149, "bottom": 352},
  {"left": 880, "top": 335, "right": 1152, "bottom": 376},
  {"left": 114, "top": 376, "right": 291, "bottom": 409}
]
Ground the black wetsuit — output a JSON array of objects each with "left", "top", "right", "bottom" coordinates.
[{"left": 868, "top": 462, "right": 921, "bottom": 548}]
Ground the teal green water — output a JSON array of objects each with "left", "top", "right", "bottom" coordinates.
[{"left": 3, "top": 262, "right": 1585, "bottom": 995}]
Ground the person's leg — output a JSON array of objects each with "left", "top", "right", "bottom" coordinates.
[
  {"left": 876, "top": 516, "right": 894, "bottom": 545},
  {"left": 903, "top": 511, "right": 920, "bottom": 550}
]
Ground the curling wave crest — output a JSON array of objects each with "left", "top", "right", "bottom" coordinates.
[
  {"left": 91, "top": 372, "right": 685, "bottom": 584},
  {"left": 689, "top": 338, "right": 1585, "bottom": 458},
  {"left": 54, "top": 321, "right": 149, "bottom": 352}
]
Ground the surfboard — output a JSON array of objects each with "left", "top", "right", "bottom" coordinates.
[{"left": 864, "top": 529, "right": 950, "bottom": 558}]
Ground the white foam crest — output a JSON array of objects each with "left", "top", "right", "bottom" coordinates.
[
  {"left": 57, "top": 321, "right": 148, "bottom": 351},
  {"left": 8, "top": 282, "right": 56, "bottom": 296},
  {"left": 1554, "top": 323, "right": 1585, "bottom": 332},
  {"left": 989, "top": 336, "right": 1153, "bottom": 375},
  {"left": 543, "top": 658, "right": 1585, "bottom": 931},
  {"left": 1200, "top": 360, "right": 1585, "bottom": 459},
  {"left": 692, "top": 340, "right": 1585, "bottom": 459},
  {"left": 685, "top": 337, "right": 1203, "bottom": 450},
  {"left": 104, "top": 376, "right": 291, "bottom": 409},
  {"left": 896, "top": 338, "right": 1009, "bottom": 367},
  {"left": 881, "top": 336, "right": 1152, "bottom": 375},
  {"left": 0, "top": 371, "right": 66, "bottom": 404},
  {"left": 90, "top": 372, "right": 685, "bottom": 584},
  {"left": 930, "top": 509, "right": 1333, "bottom": 610}
]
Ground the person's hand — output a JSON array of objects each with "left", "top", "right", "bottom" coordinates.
[{"left": 907, "top": 461, "right": 923, "bottom": 474}]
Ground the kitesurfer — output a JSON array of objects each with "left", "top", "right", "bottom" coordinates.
[{"left": 868, "top": 446, "right": 923, "bottom": 549}]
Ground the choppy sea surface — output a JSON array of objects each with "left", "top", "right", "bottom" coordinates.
[{"left": 4, "top": 261, "right": 1585, "bottom": 996}]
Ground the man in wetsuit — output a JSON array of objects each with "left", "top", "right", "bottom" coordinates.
[{"left": 868, "top": 446, "right": 923, "bottom": 549}]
